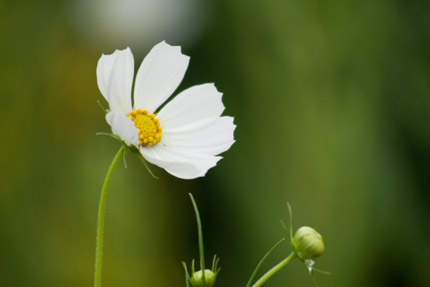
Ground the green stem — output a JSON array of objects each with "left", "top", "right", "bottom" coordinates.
[
  {"left": 189, "top": 193, "right": 206, "bottom": 285},
  {"left": 246, "top": 238, "right": 285, "bottom": 287},
  {"left": 252, "top": 252, "right": 296, "bottom": 287},
  {"left": 94, "top": 146, "right": 125, "bottom": 287}
]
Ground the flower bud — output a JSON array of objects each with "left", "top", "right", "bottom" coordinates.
[
  {"left": 293, "top": 226, "right": 324, "bottom": 260},
  {"left": 190, "top": 269, "right": 217, "bottom": 287}
]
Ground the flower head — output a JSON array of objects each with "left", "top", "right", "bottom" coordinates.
[
  {"left": 190, "top": 269, "right": 217, "bottom": 287},
  {"left": 97, "top": 41, "right": 236, "bottom": 179},
  {"left": 292, "top": 226, "right": 325, "bottom": 260}
]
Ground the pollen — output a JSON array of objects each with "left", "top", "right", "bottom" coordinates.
[{"left": 127, "top": 109, "right": 162, "bottom": 147}]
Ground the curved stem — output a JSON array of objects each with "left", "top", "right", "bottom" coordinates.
[
  {"left": 246, "top": 238, "right": 286, "bottom": 287},
  {"left": 252, "top": 252, "right": 296, "bottom": 287},
  {"left": 94, "top": 146, "right": 125, "bottom": 287}
]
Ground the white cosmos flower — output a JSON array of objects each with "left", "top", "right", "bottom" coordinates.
[{"left": 97, "top": 41, "right": 236, "bottom": 179}]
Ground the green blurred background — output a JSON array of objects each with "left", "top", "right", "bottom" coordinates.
[{"left": 1, "top": 0, "right": 429, "bottom": 286}]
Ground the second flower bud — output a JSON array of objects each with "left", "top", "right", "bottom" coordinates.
[{"left": 292, "top": 226, "right": 325, "bottom": 260}]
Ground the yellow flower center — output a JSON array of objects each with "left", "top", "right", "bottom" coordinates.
[{"left": 127, "top": 109, "right": 162, "bottom": 147}]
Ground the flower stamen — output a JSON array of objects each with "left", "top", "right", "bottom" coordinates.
[{"left": 127, "top": 109, "right": 162, "bottom": 147}]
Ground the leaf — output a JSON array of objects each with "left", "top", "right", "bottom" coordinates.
[
  {"left": 246, "top": 238, "right": 286, "bottom": 287},
  {"left": 97, "top": 100, "right": 108, "bottom": 114}
]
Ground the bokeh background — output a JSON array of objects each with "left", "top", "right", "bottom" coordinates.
[{"left": 1, "top": 0, "right": 429, "bottom": 286}]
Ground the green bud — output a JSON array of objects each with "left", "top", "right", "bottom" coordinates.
[
  {"left": 293, "top": 226, "right": 325, "bottom": 260},
  {"left": 190, "top": 269, "right": 217, "bottom": 287}
]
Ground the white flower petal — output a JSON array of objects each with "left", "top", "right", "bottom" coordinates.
[
  {"left": 140, "top": 145, "right": 221, "bottom": 179},
  {"left": 157, "top": 84, "right": 225, "bottom": 131},
  {"left": 97, "top": 53, "right": 116, "bottom": 102},
  {"left": 140, "top": 156, "right": 203, "bottom": 179},
  {"left": 97, "top": 48, "right": 134, "bottom": 114},
  {"left": 162, "top": 116, "right": 236, "bottom": 155},
  {"left": 106, "top": 111, "right": 139, "bottom": 147},
  {"left": 133, "top": 41, "right": 190, "bottom": 113}
]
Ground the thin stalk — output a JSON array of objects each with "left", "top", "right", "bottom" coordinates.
[
  {"left": 246, "top": 238, "right": 285, "bottom": 287},
  {"left": 252, "top": 252, "right": 296, "bottom": 287},
  {"left": 94, "top": 146, "right": 125, "bottom": 287},
  {"left": 189, "top": 193, "right": 206, "bottom": 285}
]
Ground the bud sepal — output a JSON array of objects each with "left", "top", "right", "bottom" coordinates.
[{"left": 183, "top": 255, "right": 221, "bottom": 287}]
